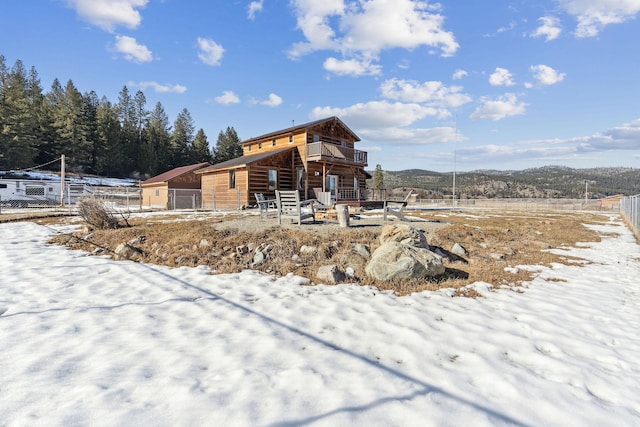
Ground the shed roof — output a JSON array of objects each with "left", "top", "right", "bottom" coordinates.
[
  {"left": 197, "top": 148, "right": 294, "bottom": 173},
  {"left": 141, "top": 162, "right": 211, "bottom": 186},
  {"left": 241, "top": 116, "right": 359, "bottom": 145}
]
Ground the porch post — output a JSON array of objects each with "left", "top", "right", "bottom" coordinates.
[{"left": 322, "top": 163, "right": 326, "bottom": 192}]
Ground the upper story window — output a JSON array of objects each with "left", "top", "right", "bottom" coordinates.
[
  {"left": 272, "top": 139, "right": 276, "bottom": 146},
  {"left": 289, "top": 135, "right": 294, "bottom": 144},
  {"left": 341, "top": 140, "right": 347, "bottom": 147},
  {"left": 258, "top": 142, "right": 262, "bottom": 149},
  {"left": 313, "top": 134, "right": 320, "bottom": 142},
  {"left": 247, "top": 144, "right": 252, "bottom": 152}
]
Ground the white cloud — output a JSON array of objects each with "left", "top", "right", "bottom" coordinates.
[
  {"left": 470, "top": 93, "right": 527, "bottom": 121},
  {"left": 215, "top": 91, "right": 240, "bottom": 105},
  {"left": 556, "top": 0, "right": 640, "bottom": 37},
  {"left": 197, "top": 37, "right": 225, "bottom": 66},
  {"left": 452, "top": 69, "right": 468, "bottom": 80},
  {"left": 248, "top": 0, "right": 264, "bottom": 20},
  {"left": 289, "top": 0, "right": 458, "bottom": 76},
  {"left": 489, "top": 68, "right": 515, "bottom": 86},
  {"left": 113, "top": 35, "right": 153, "bottom": 63},
  {"left": 65, "top": 0, "right": 148, "bottom": 32},
  {"left": 531, "top": 16, "right": 562, "bottom": 41},
  {"left": 310, "top": 100, "right": 438, "bottom": 128},
  {"left": 380, "top": 78, "right": 472, "bottom": 109},
  {"left": 359, "top": 126, "right": 459, "bottom": 145},
  {"left": 128, "top": 81, "right": 186, "bottom": 93},
  {"left": 530, "top": 64, "right": 566, "bottom": 85},
  {"left": 323, "top": 57, "right": 382, "bottom": 76},
  {"left": 258, "top": 93, "right": 283, "bottom": 107}
]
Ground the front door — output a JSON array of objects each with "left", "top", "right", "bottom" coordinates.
[{"left": 326, "top": 175, "right": 338, "bottom": 200}]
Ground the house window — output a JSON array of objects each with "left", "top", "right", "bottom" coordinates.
[
  {"left": 248, "top": 144, "right": 252, "bottom": 152},
  {"left": 272, "top": 139, "right": 276, "bottom": 146},
  {"left": 155, "top": 189, "right": 160, "bottom": 197},
  {"left": 229, "top": 170, "right": 236, "bottom": 189},
  {"left": 268, "top": 169, "right": 277, "bottom": 191},
  {"left": 258, "top": 142, "right": 262, "bottom": 149},
  {"left": 341, "top": 140, "right": 347, "bottom": 147},
  {"left": 0, "top": 183, "right": 7, "bottom": 189},
  {"left": 288, "top": 135, "right": 293, "bottom": 144},
  {"left": 313, "top": 134, "right": 320, "bottom": 142}
]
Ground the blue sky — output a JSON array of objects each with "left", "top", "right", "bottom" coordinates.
[{"left": 2, "top": 0, "right": 639, "bottom": 172}]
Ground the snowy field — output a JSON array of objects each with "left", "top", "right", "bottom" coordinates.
[{"left": 1, "top": 215, "right": 639, "bottom": 426}]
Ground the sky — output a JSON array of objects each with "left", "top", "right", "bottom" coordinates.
[
  {"left": 1, "top": 213, "right": 639, "bottom": 425},
  {"left": 1, "top": 0, "right": 640, "bottom": 172}
]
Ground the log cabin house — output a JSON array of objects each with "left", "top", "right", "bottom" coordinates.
[{"left": 197, "top": 116, "right": 370, "bottom": 210}]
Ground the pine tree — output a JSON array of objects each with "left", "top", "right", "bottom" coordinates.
[
  {"left": 0, "top": 59, "right": 39, "bottom": 169},
  {"left": 170, "top": 108, "right": 195, "bottom": 166},
  {"left": 145, "top": 102, "right": 172, "bottom": 174},
  {"left": 213, "top": 126, "right": 242, "bottom": 163},
  {"left": 96, "top": 97, "right": 124, "bottom": 176},
  {"left": 117, "top": 86, "right": 137, "bottom": 174},
  {"left": 192, "top": 128, "right": 212, "bottom": 163},
  {"left": 372, "top": 164, "right": 384, "bottom": 200}
]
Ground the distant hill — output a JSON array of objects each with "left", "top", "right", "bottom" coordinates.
[{"left": 368, "top": 166, "right": 640, "bottom": 199}]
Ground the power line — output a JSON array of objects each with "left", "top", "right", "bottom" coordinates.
[{"left": 7, "top": 156, "right": 63, "bottom": 174}]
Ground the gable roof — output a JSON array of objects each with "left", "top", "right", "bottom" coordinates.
[
  {"left": 197, "top": 148, "right": 294, "bottom": 173},
  {"left": 141, "top": 162, "right": 211, "bottom": 186},
  {"left": 241, "top": 116, "right": 360, "bottom": 145}
]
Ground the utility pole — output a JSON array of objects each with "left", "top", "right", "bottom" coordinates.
[
  {"left": 452, "top": 119, "right": 457, "bottom": 212},
  {"left": 585, "top": 180, "right": 588, "bottom": 207},
  {"left": 60, "top": 154, "right": 65, "bottom": 207}
]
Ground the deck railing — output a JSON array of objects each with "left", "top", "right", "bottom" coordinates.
[
  {"left": 336, "top": 187, "right": 365, "bottom": 201},
  {"left": 306, "top": 142, "right": 367, "bottom": 165}
]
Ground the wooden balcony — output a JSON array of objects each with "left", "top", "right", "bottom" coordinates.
[{"left": 306, "top": 142, "right": 368, "bottom": 166}]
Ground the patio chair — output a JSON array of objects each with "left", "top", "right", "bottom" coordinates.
[
  {"left": 383, "top": 191, "right": 412, "bottom": 221},
  {"left": 255, "top": 193, "right": 276, "bottom": 219},
  {"left": 275, "top": 190, "right": 315, "bottom": 225}
]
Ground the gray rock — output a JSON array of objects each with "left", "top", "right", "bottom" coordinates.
[
  {"left": 114, "top": 243, "right": 141, "bottom": 261},
  {"left": 379, "top": 224, "right": 429, "bottom": 248},
  {"left": 351, "top": 243, "right": 371, "bottom": 259},
  {"left": 252, "top": 251, "right": 267, "bottom": 266},
  {"left": 365, "top": 242, "right": 444, "bottom": 281},
  {"left": 316, "top": 265, "right": 347, "bottom": 285},
  {"left": 451, "top": 243, "right": 467, "bottom": 256},
  {"left": 199, "top": 239, "right": 210, "bottom": 247}
]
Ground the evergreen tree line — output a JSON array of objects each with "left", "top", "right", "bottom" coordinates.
[{"left": 0, "top": 56, "right": 243, "bottom": 178}]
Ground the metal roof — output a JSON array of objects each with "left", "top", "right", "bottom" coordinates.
[
  {"left": 196, "top": 148, "right": 295, "bottom": 173},
  {"left": 241, "top": 116, "right": 360, "bottom": 145},
  {"left": 140, "top": 162, "right": 211, "bottom": 186}
]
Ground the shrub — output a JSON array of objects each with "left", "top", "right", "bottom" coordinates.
[{"left": 77, "top": 198, "right": 128, "bottom": 230}]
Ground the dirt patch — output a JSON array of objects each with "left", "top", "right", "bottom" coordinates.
[{"left": 45, "top": 209, "right": 607, "bottom": 296}]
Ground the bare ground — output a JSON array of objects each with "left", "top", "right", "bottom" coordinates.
[{"left": 38, "top": 207, "right": 612, "bottom": 296}]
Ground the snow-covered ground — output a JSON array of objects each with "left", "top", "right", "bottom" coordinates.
[{"left": 1, "top": 215, "right": 639, "bottom": 426}]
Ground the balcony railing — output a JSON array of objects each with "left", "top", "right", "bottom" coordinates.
[{"left": 306, "top": 142, "right": 367, "bottom": 165}]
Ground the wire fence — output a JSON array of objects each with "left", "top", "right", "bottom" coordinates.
[
  {"left": 409, "top": 198, "right": 617, "bottom": 212},
  {"left": 620, "top": 194, "right": 640, "bottom": 240}
]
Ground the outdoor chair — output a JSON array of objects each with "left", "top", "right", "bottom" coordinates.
[
  {"left": 255, "top": 193, "right": 276, "bottom": 219},
  {"left": 275, "top": 190, "right": 315, "bottom": 225},
  {"left": 383, "top": 191, "right": 412, "bottom": 221}
]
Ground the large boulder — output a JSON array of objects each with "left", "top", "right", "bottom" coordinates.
[
  {"left": 379, "top": 224, "right": 429, "bottom": 248},
  {"left": 365, "top": 242, "right": 444, "bottom": 281}
]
